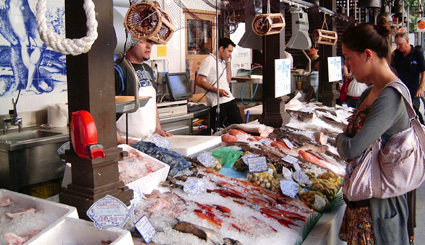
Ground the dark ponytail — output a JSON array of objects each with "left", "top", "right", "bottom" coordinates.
[{"left": 342, "top": 16, "right": 392, "bottom": 61}]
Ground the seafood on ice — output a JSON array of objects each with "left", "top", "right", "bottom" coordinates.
[
  {"left": 0, "top": 197, "right": 12, "bottom": 207},
  {"left": 118, "top": 144, "right": 163, "bottom": 184},
  {"left": 1, "top": 202, "right": 47, "bottom": 245},
  {"left": 5, "top": 208, "right": 36, "bottom": 219},
  {"left": 131, "top": 167, "right": 314, "bottom": 245}
]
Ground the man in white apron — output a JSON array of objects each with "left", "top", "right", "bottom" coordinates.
[{"left": 114, "top": 38, "right": 172, "bottom": 144}]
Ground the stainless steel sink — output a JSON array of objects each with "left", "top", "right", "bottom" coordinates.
[
  {"left": 0, "top": 129, "right": 69, "bottom": 151},
  {"left": 0, "top": 128, "right": 69, "bottom": 192},
  {"left": 0, "top": 130, "right": 62, "bottom": 142}
]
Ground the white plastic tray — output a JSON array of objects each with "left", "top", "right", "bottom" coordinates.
[
  {"left": 166, "top": 135, "right": 222, "bottom": 156},
  {"left": 30, "top": 217, "right": 133, "bottom": 245},
  {"left": 119, "top": 145, "right": 170, "bottom": 196},
  {"left": 0, "top": 189, "right": 78, "bottom": 244}
]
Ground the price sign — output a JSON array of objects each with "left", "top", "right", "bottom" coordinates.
[
  {"left": 247, "top": 156, "right": 268, "bottom": 173},
  {"left": 327, "top": 57, "right": 342, "bottom": 82},
  {"left": 275, "top": 58, "right": 291, "bottom": 98},
  {"left": 135, "top": 215, "right": 156, "bottom": 243}
]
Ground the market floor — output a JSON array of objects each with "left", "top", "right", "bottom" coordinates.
[{"left": 416, "top": 182, "right": 425, "bottom": 243}]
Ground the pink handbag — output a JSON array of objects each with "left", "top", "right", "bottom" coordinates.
[{"left": 343, "top": 81, "right": 425, "bottom": 201}]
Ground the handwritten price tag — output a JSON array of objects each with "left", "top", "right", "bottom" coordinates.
[
  {"left": 135, "top": 215, "right": 156, "bottom": 243},
  {"left": 247, "top": 156, "right": 268, "bottom": 173}
]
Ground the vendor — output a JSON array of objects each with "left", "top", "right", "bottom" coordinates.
[
  {"left": 195, "top": 38, "right": 243, "bottom": 132},
  {"left": 114, "top": 37, "right": 172, "bottom": 144},
  {"left": 307, "top": 45, "right": 319, "bottom": 71}
]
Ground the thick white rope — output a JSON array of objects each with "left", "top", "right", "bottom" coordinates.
[{"left": 36, "top": 0, "right": 98, "bottom": 56}]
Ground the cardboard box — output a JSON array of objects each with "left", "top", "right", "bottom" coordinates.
[{"left": 30, "top": 217, "right": 133, "bottom": 245}]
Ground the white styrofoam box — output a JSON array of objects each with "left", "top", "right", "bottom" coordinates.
[
  {"left": 166, "top": 135, "right": 222, "bottom": 156},
  {"left": 30, "top": 217, "right": 133, "bottom": 245},
  {"left": 118, "top": 145, "right": 170, "bottom": 195},
  {"left": 0, "top": 189, "right": 78, "bottom": 244}
]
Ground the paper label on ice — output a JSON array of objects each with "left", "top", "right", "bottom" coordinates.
[
  {"left": 282, "top": 138, "right": 294, "bottom": 149},
  {"left": 242, "top": 153, "right": 259, "bottom": 165},
  {"left": 150, "top": 133, "right": 171, "bottom": 149},
  {"left": 86, "top": 195, "right": 133, "bottom": 229},
  {"left": 197, "top": 152, "right": 216, "bottom": 168},
  {"left": 248, "top": 156, "right": 268, "bottom": 173},
  {"left": 314, "top": 194, "right": 327, "bottom": 211},
  {"left": 281, "top": 155, "right": 299, "bottom": 165},
  {"left": 282, "top": 167, "right": 293, "bottom": 179},
  {"left": 135, "top": 215, "right": 156, "bottom": 243},
  {"left": 258, "top": 138, "right": 272, "bottom": 146},
  {"left": 292, "top": 171, "right": 311, "bottom": 186},
  {"left": 280, "top": 180, "right": 299, "bottom": 198},
  {"left": 293, "top": 162, "right": 302, "bottom": 172},
  {"left": 183, "top": 177, "right": 207, "bottom": 195}
]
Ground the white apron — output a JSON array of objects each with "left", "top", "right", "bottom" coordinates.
[{"left": 116, "top": 82, "right": 157, "bottom": 140}]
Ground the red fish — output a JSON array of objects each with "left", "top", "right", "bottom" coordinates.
[
  {"left": 228, "top": 129, "right": 249, "bottom": 136},
  {"left": 213, "top": 204, "right": 231, "bottom": 213},
  {"left": 194, "top": 209, "right": 222, "bottom": 227},
  {"left": 208, "top": 189, "right": 244, "bottom": 199},
  {"left": 271, "top": 140, "right": 290, "bottom": 150},
  {"left": 299, "top": 150, "right": 345, "bottom": 177},
  {"left": 260, "top": 208, "right": 300, "bottom": 228},
  {"left": 221, "top": 134, "right": 238, "bottom": 143}
]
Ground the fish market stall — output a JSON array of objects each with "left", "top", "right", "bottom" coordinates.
[
  {"left": 10, "top": 100, "right": 351, "bottom": 245},
  {"left": 112, "top": 100, "right": 352, "bottom": 244}
]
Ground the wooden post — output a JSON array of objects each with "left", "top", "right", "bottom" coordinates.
[
  {"left": 261, "top": 0, "right": 290, "bottom": 127},
  {"left": 59, "top": 0, "right": 132, "bottom": 220}
]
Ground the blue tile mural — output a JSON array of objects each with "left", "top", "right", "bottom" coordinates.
[{"left": 0, "top": 0, "right": 66, "bottom": 98}]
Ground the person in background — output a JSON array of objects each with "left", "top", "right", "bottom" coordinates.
[
  {"left": 307, "top": 45, "right": 319, "bottom": 71},
  {"left": 114, "top": 37, "right": 172, "bottom": 145},
  {"left": 284, "top": 45, "right": 294, "bottom": 70},
  {"left": 195, "top": 38, "right": 243, "bottom": 132},
  {"left": 392, "top": 32, "right": 425, "bottom": 124},
  {"left": 337, "top": 20, "right": 411, "bottom": 244}
]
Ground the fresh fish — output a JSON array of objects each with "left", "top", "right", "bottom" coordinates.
[
  {"left": 0, "top": 196, "right": 12, "bottom": 207},
  {"left": 174, "top": 221, "right": 223, "bottom": 245},
  {"left": 221, "top": 133, "right": 238, "bottom": 143},
  {"left": 86, "top": 195, "right": 135, "bottom": 229},
  {"left": 4, "top": 233, "right": 28, "bottom": 245},
  {"left": 225, "top": 123, "right": 274, "bottom": 137},
  {"left": 223, "top": 237, "right": 244, "bottom": 245},
  {"left": 6, "top": 207, "right": 36, "bottom": 218},
  {"left": 132, "top": 141, "right": 191, "bottom": 176},
  {"left": 299, "top": 150, "right": 345, "bottom": 177}
]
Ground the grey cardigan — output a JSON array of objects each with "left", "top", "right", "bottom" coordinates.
[{"left": 337, "top": 81, "right": 410, "bottom": 245}]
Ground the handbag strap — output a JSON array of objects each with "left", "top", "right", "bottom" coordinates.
[{"left": 386, "top": 81, "right": 425, "bottom": 148}]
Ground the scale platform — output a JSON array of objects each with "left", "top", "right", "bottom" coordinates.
[{"left": 157, "top": 100, "right": 188, "bottom": 117}]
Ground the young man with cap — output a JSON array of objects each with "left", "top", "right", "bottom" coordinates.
[{"left": 114, "top": 37, "right": 172, "bottom": 144}]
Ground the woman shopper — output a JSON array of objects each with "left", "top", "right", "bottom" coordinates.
[{"left": 337, "top": 20, "right": 411, "bottom": 244}]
